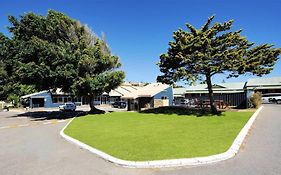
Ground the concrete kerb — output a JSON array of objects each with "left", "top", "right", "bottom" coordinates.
[{"left": 60, "top": 106, "right": 264, "bottom": 168}]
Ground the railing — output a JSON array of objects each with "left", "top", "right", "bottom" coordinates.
[{"left": 196, "top": 100, "right": 229, "bottom": 109}]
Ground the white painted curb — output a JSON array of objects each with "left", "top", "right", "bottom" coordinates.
[{"left": 60, "top": 106, "right": 263, "bottom": 168}]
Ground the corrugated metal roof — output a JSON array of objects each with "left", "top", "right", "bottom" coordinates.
[
  {"left": 174, "top": 94, "right": 185, "bottom": 97},
  {"left": 109, "top": 85, "right": 140, "bottom": 97},
  {"left": 217, "top": 82, "right": 246, "bottom": 90},
  {"left": 173, "top": 88, "right": 186, "bottom": 95},
  {"left": 21, "top": 90, "right": 49, "bottom": 99},
  {"left": 173, "top": 82, "right": 246, "bottom": 95},
  {"left": 185, "top": 82, "right": 245, "bottom": 91},
  {"left": 246, "top": 77, "right": 281, "bottom": 87},
  {"left": 247, "top": 86, "right": 281, "bottom": 90},
  {"left": 122, "top": 83, "right": 171, "bottom": 99},
  {"left": 186, "top": 90, "right": 245, "bottom": 94}
]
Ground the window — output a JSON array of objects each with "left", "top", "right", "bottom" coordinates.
[
  {"left": 53, "top": 97, "right": 58, "bottom": 103},
  {"left": 74, "top": 97, "right": 81, "bottom": 102},
  {"left": 161, "top": 96, "right": 167, "bottom": 100},
  {"left": 58, "top": 97, "right": 63, "bottom": 103}
]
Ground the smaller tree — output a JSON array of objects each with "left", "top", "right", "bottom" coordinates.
[
  {"left": 71, "top": 40, "right": 125, "bottom": 113},
  {"left": 157, "top": 16, "right": 281, "bottom": 114}
]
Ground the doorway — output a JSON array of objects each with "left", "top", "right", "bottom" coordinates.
[{"left": 31, "top": 98, "right": 45, "bottom": 108}]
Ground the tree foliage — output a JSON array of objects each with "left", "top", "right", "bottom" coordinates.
[
  {"left": 0, "top": 10, "right": 125, "bottom": 111},
  {"left": 157, "top": 16, "right": 281, "bottom": 113},
  {"left": 250, "top": 92, "right": 262, "bottom": 108}
]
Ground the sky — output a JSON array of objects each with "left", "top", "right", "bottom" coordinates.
[{"left": 1, "top": 0, "right": 281, "bottom": 86}]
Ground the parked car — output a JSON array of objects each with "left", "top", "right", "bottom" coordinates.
[
  {"left": 112, "top": 101, "right": 126, "bottom": 108},
  {"left": 59, "top": 102, "right": 76, "bottom": 111},
  {"left": 261, "top": 93, "right": 281, "bottom": 104},
  {"left": 180, "top": 99, "right": 190, "bottom": 105}
]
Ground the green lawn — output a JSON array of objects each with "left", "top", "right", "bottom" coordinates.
[{"left": 64, "top": 111, "right": 253, "bottom": 161}]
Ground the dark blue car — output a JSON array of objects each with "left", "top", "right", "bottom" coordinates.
[{"left": 112, "top": 101, "right": 126, "bottom": 108}]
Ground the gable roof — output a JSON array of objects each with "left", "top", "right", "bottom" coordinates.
[
  {"left": 20, "top": 90, "right": 49, "bottom": 99},
  {"left": 109, "top": 85, "right": 140, "bottom": 97},
  {"left": 20, "top": 84, "right": 145, "bottom": 99},
  {"left": 122, "top": 83, "right": 171, "bottom": 99},
  {"left": 183, "top": 82, "right": 246, "bottom": 94},
  {"left": 246, "top": 77, "right": 281, "bottom": 87},
  {"left": 186, "top": 82, "right": 245, "bottom": 90}
]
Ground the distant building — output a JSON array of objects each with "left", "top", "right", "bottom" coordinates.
[
  {"left": 173, "top": 76, "right": 281, "bottom": 108},
  {"left": 20, "top": 83, "right": 143, "bottom": 108},
  {"left": 246, "top": 77, "right": 281, "bottom": 93},
  {"left": 174, "top": 82, "right": 246, "bottom": 107},
  {"left": 121, "top": 83, "right": 173, "bottom": 111},
  {"left": 21, "top": 77, "right": 281, "bottom": 109},
  {"left": 20, "top": 83, "right": 173, "bottom": 109},
  {"left": 93, "top": 83, "right": 144, "bottom": 105},
  {"left": 173, "top": 87, "right": 186, "bottom": 105}
]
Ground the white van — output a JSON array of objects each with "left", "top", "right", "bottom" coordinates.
[{"left": 261, "top": 93, "right": 281, "bottom": 104}]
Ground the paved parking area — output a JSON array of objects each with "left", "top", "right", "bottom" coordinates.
[
  {"left": 0, "top": 111, "right": 68, "bottom": 129},
  {"left": 0, "top": 104, "right": 280, "bottom": 175},
  {"left": 0, "top": 105, "right": 125, "bottom": 130},
  {"left": 0, "top": 118, "right": 67, "bottom": 130}
]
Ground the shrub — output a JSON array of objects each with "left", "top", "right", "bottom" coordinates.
[
  {"left": 140, "top": 106, "right": 221, "bottom": 116},
  {"left": 7, "top": 94, "right": 20, "bottom": 107},
  {"left": 250, "top": 92, "right": 262, "bottom": 108}
]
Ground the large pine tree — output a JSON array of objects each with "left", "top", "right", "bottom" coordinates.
[{"left": 157, "top": 16, "right": 281, "bottom": 114}]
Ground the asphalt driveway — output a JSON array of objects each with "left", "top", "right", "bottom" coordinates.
[{"left": 0, "top": 104, "right": 280, "bottom": 175}]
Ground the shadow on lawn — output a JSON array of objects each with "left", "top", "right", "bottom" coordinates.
[
  {"left": 140, "top": 106, "right": 222, "bottom": 117},
  {"left": 14, "top": 110, "right": 88, "bottom": 121}
]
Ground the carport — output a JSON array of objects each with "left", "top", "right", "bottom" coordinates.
[{"left": 30, "top": 97, "right": 45, "bottom": 108}]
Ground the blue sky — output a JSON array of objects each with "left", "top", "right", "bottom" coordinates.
[{"left": 1, "top": 0, "right": 281, "bottom": 86}]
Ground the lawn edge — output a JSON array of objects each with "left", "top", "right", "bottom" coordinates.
[{"left": 60, "top": 106, "right": 263, "bottom": 168}]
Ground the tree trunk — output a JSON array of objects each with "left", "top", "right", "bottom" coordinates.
[
  {"left": 205, "top": 74, "right": 218, "bottom": 114},
  {"left": 89, "top": 95, "right": 95, "bottom": 111},
  {"left": 88, "top": 95, "right": 105, "bottom": 114}
]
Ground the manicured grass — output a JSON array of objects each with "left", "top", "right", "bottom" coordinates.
[{"left": 64, "top": 111, "right": 253, "bottom": 161}]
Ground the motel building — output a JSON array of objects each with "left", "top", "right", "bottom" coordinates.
[
  {"left": 20, "top": 76, "right": 281, "bottom": 110},
  {"left": 20, "top": 83, "right": 174, "bottom": 110},
  {"left": 173, "top": 77, "right": 281, "bottom": 108}
]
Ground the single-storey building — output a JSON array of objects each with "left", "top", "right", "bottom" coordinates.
[
  {"left": 174, "top": 82, "right": 246, "bottom": 107},
  {"left": 173, "top": 76, "right": 281, "bottom": 108},
  {"left": 245, "top": 77, "right": 281, "bottom": 96},
  {"left": 20, "top": 89, "right": 87, "bottom": 108},
  {"left": 173, "top": 88, "right": 186, "bottom": 105},
  {"left": 21, "top": 76, "right": 281, "bottom": 109},
  {"left": 122, "top": 83, "right": 173, "bottom": 111},
  {"left": 20, "top": 83, "right": 143, "bottom": 108},
  {"left": 20, "top": 83, "right": 173, "bottom": 109},
  {"left": 93, "top": 83, "right": 143, "bottom": 105}
]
